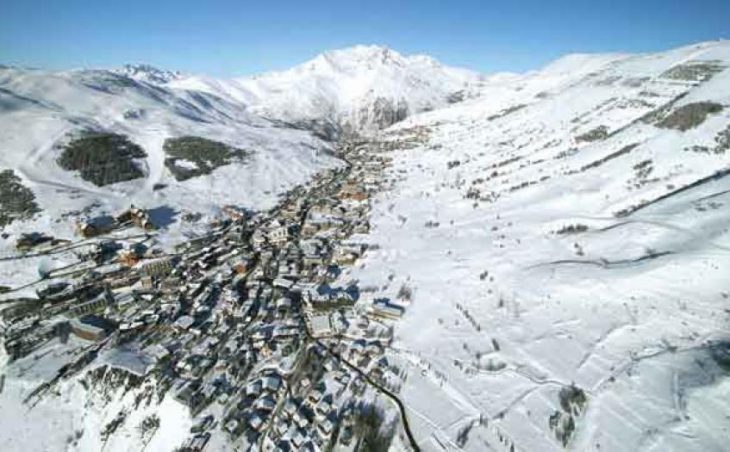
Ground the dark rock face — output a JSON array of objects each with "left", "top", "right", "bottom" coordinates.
[
  {"left": 286, "top": 119, "right": 342, "bottom": 142},
  {"left": 163, "top": 136, "right": 251, "bottom": 181},
  {"left": 369, "top": 97, "right": 409, "bottom": 130},
  {"left": 343, "top": 97, "right": 410, "bottom": 136},
  {"left": 57, "top": 133, "right": 148, "bottom": 186}
]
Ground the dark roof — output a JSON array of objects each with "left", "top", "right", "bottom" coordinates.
[{"left": 77, "top": 314, "right": 117, "bottom": 333}]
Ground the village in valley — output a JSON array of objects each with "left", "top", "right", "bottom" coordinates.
[
  {"left": 0, "top": 131, "right": 428, "bottom": 452},
  {"left": 4, "top": 35, "right": 730, "bottom": 452}
]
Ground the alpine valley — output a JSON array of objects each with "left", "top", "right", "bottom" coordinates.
[{"left": 1, "top": 41, "right": 729, "bottom": 452}]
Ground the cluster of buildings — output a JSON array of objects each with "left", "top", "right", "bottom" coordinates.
[{"left": 1, "top": 139, "right": 414, "bottom": 451}]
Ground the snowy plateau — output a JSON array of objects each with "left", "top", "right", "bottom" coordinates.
[{"left": 0, "top": 41, "right": 729, "bottom": 452}]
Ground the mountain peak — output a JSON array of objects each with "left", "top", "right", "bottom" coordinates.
[
  {"left": 204, "top": 44, "right": 483, "bottom": 136},
  {"left": 323, "top": 45, "right": 402, "bottom": 62},
  {"left": 115, "top": 64, "right": 181, "bottom": 84},
  {"left": 298, "top": 45, "right": 449, "bottom": 74}
]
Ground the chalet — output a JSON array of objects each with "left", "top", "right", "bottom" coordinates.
[
  {"left": 303, "top": 252, "right": 326, "bottom": 268},
  {"left": 255, "top": 396, "right": 277, "bottom": 412},
  {"left": 95, "top": 263, "right": 127, "bottom": 279},
  {"left": 249, "top": 414, "right": 264, "bottom": 432},
  {"left": 201, "top": 383, "right": 218, "bottom": 401},
  {"left": 275, "top": 297, "right": 293, "bottom": 310},
  {"left": 118, "top": 249, "right": 141, "bottom": 266},
  {"left": 298, "top": 283, "right": 331, "bottom": 305},
  {"left": 308, "top": 201, "right": 340, "bottom": 217},
  {"left": 174, "top": 315, "right": 195, "bottom": 330},
  {"left": 262, "top": 374, "right": 282, "bottom": 392},
  {"left": 250, "top": 264, "right": 266, "bottom": 280},
  {"left": 283, "top": 399, "right": 298, "bottom": 418},
  {"left": 291, "top": 429, "right": 307, "bottom": 448},
  {"left": 280, "top": 198, "right": 304, "bottom": 220},
  {"left": 119, "top": 320, "right": 144, "bottom": 332},
  {"left": 350, "top": 341, "right": 365, "bottom": 356},
  {"left": 315, "top": 398, "right": 333, "bottom": 415},
  {"left": 332, "top": 246, "right": 361, "bottom": 265},
  {"left": 300, "top": 238, "right": 324, "bottom": 255},
  {"left": 190, "top": 415, "right": 215, "bottom": 435},
  {"left": 302, "top": 216, "right": 344, "bottom": 238},
  {"left": 144, "top": 343, "right": 170, "bottom": 362},
  {"left": 116, "top": 206, "right": 156, "bottom": 230},
  {"left": 294, "top": 412, "right": 310, "bottom": 429},
  {"left": 246, "top": 380, "right": 263, "bottom": 397},
  {"left": 159, "top": 276, "right": 183, "bottom": 293},
  {"left": 16, "top": 232, "right": 54, "bottom": 251},
  {"left": 222, "top": 205, "right": 248, "bottom": 222},
  {"left": 370, "top": 299, "right": 405, "bottom": 319},
  {"left": 114, "top": 292, "right": 136, "bottom": 308},
  {"left": 274, "top": 418, "right": 288, "bottom": 437},
  {"left": 307, "top": 386, "right": 324, "bottom": 404},
  {"left": 318, "top": 417, "right": 335, "bottom": 436},
  {"left": 76, "top": 215, "right": 116, "bottom": 238},
  {"left": 366, "top": 342, "right": 384, "bottom": 356},
  {"left": 36, "top": 281, "right": 72, "bottom": 301}
]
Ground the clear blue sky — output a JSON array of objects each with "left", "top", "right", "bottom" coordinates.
[{"left": 1, "top": 0, "right": 728, "bottom": 76}]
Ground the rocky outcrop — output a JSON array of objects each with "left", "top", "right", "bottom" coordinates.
[{"left": 337, "top": 96, "right": 410, "bottom": 137}]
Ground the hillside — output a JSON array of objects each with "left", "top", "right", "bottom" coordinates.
[
  {"left": 1, "top": 40, "right": 729, "bottom": 452},
  {"left": 0, "top": 46, "right": 485, "bottom": 291},
  {"left": 0, "top": 64, "right": 339, "bottom": 286},
  {"left": 341, "top": 40, "right": 730, "bottom": 451}
]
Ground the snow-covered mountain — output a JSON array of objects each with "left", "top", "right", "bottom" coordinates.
[
  {"left": 0, "top": 45, "right": 485, "bottom": 258},
  {"left": 342, "top": 40, "right": 730, "bottom": 451},
  {"left": 2, "top": 40, "right": 730, "bottom": 452},
  {"left": 0, "top": 63, "right": 339, "bottom": 247},
  {"left": 170, "top": 45, "right": 485, "bottom": 138},
  {"left": 113, "top": 64, "right": 182, "bottom": 85}
]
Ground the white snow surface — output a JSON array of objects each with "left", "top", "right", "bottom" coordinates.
[
  {"left": 341, "top": 40, "right": 730, "bottom": 451},
  {"left": 2, "top": 40, "right": 730, "bottom": 451}
]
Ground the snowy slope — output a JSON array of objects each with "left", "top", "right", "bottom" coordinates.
[
  {"left": 2, "top": 40, "right": 730, "bottom": 452},
  {"left": 341, "top": 40, "right": 730, "bottom": 451},
  {"left": 0, "top": 46, "right": 484, "bottom": 289},
  {"left": 171, "top": 45, "right": 485, "bottom": 137},
  {"left": 0, "top": 65, "right": 342, "bottom": 292},
  {"left": 0, "top": 65, "right": 336, "bottom": 212},
  {"left": 0, "top": 337, "right": 194, "bottom": 452}
]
